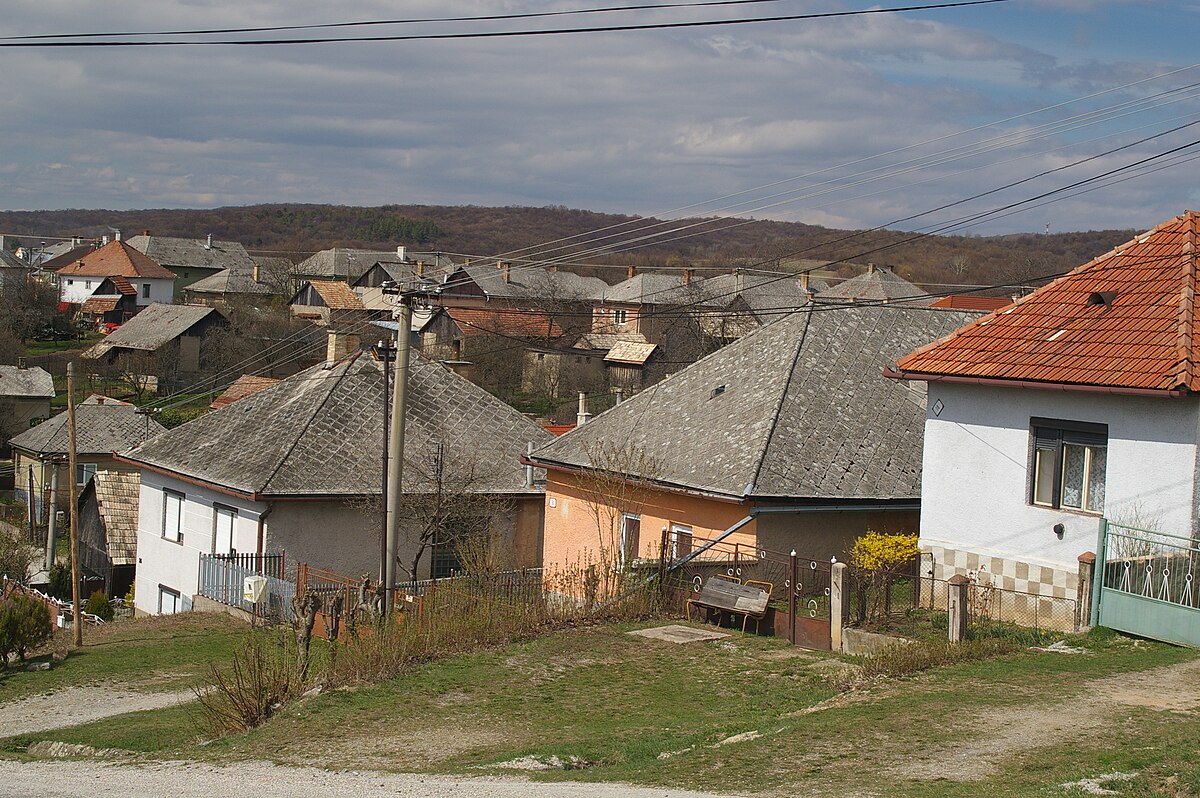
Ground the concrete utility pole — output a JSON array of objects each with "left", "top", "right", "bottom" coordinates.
[
  {"left": 373, "top": 338, "right": 397, "bottom": 587},
  {"left": 66, "top": 363, "right": 81, "bottom": 647},
  {"left": 44, "top": 468, "right": 58, "bottom": 572},
  {"left": 383, "top": 288, "right": 416, "bottom": 612}
]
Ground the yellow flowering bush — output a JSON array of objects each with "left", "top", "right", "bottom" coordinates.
[{"left": 850, "top": 531, "right": 919, "bottom": 574}]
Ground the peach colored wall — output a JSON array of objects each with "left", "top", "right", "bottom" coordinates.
[{"left": 541, "top": 469, "right": 756, "bottom": 574}]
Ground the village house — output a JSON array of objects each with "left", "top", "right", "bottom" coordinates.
[
  {"left": 0, "top": 363, "right": 55, "bottom": 449},
  {"left": 818, "top": 263, "right": 932, "bottom": 305},
  {"left": 887, "top": 210, "right": 1200, "bottom": 603},
  {"left": 694, "top": 269, "right": 823, "bottom": 343},
  {"left": 126, "top": 232, "right": 256, "bottom": 300},
  {"left": 183, "top": 257, "right": 291, "bottom": 305},
  {"left": 290, "top": 279, "right": 373, "bottom": 325},
  {"left": 0, "top": 247, "right": 33, "bottom": 289},
  {"left": 528, "top": 304, "right": 981, "bottom": 584},
  {"left": 292, "top": 248, "right": 401, "bottom": 285},
  {"left": 83, "top": 303, "right": 228, "bottom": 376},
  {"left": 121, "top": 337, "right": 553, "bottom": 616},
  {"left": 76, "top": 470, "right": 140, "bottom": 599},
  {"left": 9, "top": 396, "right": 165, "bottom": 518},
  {"left": 75, "top": 276, "right": 139, "bottom": 330},
  {"left": 54, "top": 239, "right": 176, "bottom": 308}
]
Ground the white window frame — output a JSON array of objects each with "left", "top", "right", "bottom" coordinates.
[
  {"left": 162, "top": 488, "right": 184, "bottom": 542},
  {"left": 158, "top": 585, "right": 182, "bottom": 615},
  {"left": 613, "top": 308, "right": 628, "bottom": 325},
  {"left": 213, "top": 504, "right": 237, "bottom": 555},
  {"left": 619, "top": 513, "right": 641, "bottom": 567},
  {"left": 670, "top": 523, "right": 693, "bottom": 560},
  {"left": 75, "top": 462, "right": 97, "bottom": 487}
]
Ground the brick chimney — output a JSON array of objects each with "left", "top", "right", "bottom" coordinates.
[
  {"left": 142, "top": 229, "right": 150, "bottom": 237},
  {"left": 205, "top": 233, "right": 213, "bottom": 250},
  {"left": 252, "top": 263, "right": 261, "bottom": 283},
  {"left": 325, "top": 329, "right": 361, "bottom": 363},
  {"left": 683, "top": 268, "right": 693, "bottom": 285},
  {"left": 416, "top": 260, "right": 425, "bottom": 277},
  {"left": 626, "top": 265, "right": 636, "bottom": 280},
  {"left": 576, "top": 392, "right": 592, "bottom": 426},
  {"left": 867, "top": 262, "right": 876, "bottom": 274},
  {"left": 502, "top": 262, "right": 511, "bottom": 283},
  {"left": 800, "top": 272, "right": 809, "bottom": 291}
]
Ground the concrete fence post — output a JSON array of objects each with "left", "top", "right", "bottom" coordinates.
[
  {"left": 1075, "top": 551, "right": 1096, "bottom": 632},
  {"left": 830, "top": 562, "right": 848, "bottom": 653},
  {"left": 947, "top": 574, "right": 970, "bottom": 643}
]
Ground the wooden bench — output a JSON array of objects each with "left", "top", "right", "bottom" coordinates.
[{"left": 687, "top": 576, "right": 772, "bottom": 635}]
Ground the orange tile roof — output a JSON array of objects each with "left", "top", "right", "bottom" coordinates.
[
  {"left": 308, "top": 280, "right": 365, "bottom": 310},
  {"left": 929, "top": 295, "right": 1013, "bottom": 311},
  {"left": 210, "top": 374, "right": 281, "bottom": 409},
  {"left": 446, "top": 307, "right": 564, "bottom": 339},
  {"left": 55, "top": 240, "right": 176, "bottom": 280},
  {"left": 894, "top": 211, "right": 1200, "bottom": 392},
  {"left": 79, "top": 296, "right": 123, "bottom": 314}
]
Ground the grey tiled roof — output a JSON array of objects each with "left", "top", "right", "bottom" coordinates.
[
  {"left": 9, "top": 403, "right": 166, "bottom": 457},
  {"left": 819, "top": 266, "right": 931, "bottom": 305},
  {"left": 531, "top": 305, "right": 982, "bottom": 501},
  {"left": 123, "top": 352, "right": 554, "bottom": 498},
  {"left": 0, "top": 249, "right": 28, "bottom": 270},
  {"left": 599, "top": 273, "right": 709, "bottom": 306},
  {"left": 185, "top": 267, "right": 278, "bottom": 295},
  {"left": 295, "top": 249, "right": 397, "bottom": 281},
  {"left": 0, "top": 366, "right": 54, "bottom": 399},
  {"left": 700, "top": 272, "right": 822, "bottom": 319},
  {"left": 126, "top": 235, "right": 254, "bottom": 272},
  {"left": 460, "top": 265, "right": 610, "bottom": 302},
  {"left": 84, "top": 304, "right": 224, "bottom": 357}
]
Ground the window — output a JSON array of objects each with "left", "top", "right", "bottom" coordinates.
[
  {"left": 162, "top": 489, "right": 184, "bottom": 542},
  {"left": 430, "top": 519, "right": 485, "bottom": 579},
  {"left": 613, "top": 309, "right": 628, "bottom": 325},
  {"left": 75, "top": 462, "right": 97, "bottom": 487},
  {"left": 66, "top": 279, "right": 74, "bottom": 286},
  {"left": 142, "top": 283, "right": 151, "bottom": 298},
  {"left": 670, "top": 523, "right": 693, "bottom": 559},
  {"left": 213, "top": 505, "right": 237, "bottom": 555},
  {"left": 619, "top": 514, "right": 641, "bottom": 566},
  {"left": 1031, "top": 418, "right": 1107, "bottom": 514},
  {"left": 158, "top": 585, "right": 182, "bottom": 615},
  {"left": 84, "top": 280, "right": 91, "bottom": 289}
]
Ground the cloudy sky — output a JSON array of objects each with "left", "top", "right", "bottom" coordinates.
[{"left": 1, "top": 0, "right": 1197, "bottom": 234}]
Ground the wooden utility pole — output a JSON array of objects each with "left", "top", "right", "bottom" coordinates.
[{"left": 66, "top": 362, "right": 81, "bottom": 647}]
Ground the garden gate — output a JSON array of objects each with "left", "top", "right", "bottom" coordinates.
[{"left": 1093, "top": 519, "right": 1200, "bottom": 647}]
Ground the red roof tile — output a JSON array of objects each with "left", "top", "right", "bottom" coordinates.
[
  {"left": 55, "top": 240, "right": 176, "bottom": 280},
  {"left": 446, "top": 307, "right": 564, "bottom": 339},
  {"left": 894, "top": 211, "right": 1200, "bottom": 392},
  {"left": 929, "top": 295, "right": 1013, "bottom": 311}
]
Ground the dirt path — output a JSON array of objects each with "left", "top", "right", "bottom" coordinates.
[
  {"left": 0, "top": 759, "right": 747, "bottom": 798},
  {"left": 0, "top": 684, "right": 197, "bottom": 737},
  {"left": 885, "top": 657, "right": 1200, "bottom": 782}
]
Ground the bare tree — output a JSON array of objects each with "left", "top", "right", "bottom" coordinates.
[{"left": 575, "top": 440, "right": 664, "bottom": 572}]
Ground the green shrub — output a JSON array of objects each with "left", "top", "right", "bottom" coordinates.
[
  {"left": 861, "top": 637, "right": 1022, "bottom": 679},
  {"left": 46, "top": 561, "right": 72, "bottom": 602},
  {"left": 0, "top": 593, "right": 54, "bottom": 666},
  {"left": 84, "top": 590, "right": 114, "bottom": 622}
]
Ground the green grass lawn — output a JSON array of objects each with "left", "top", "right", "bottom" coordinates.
[{"left": 2, "top": 615, "right": 1197, "bottom": 798}]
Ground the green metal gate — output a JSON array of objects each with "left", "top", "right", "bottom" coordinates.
[{"left": 1093, "top": 519, "right": 1200, "bottom": 648}]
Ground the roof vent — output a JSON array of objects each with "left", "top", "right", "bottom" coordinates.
[
  {"left": 1087, "top": 290, "right": 1117, "bottom": 308},
  {"left": 710, "top": 385, "right": 726, "bottom": 399}
]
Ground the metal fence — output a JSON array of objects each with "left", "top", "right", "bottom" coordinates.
[
  {"left": 1102, "top": 523, "right": 1199, "bottom": 609},
  {"left": 197, "top": 553, "right": 295, "bottom": 622},
  {"left": 209, "top": 551, "right": 287, "bottom": 581},
  {"left": 849, "top": 565, "right": 1079, "bottom": 639}
]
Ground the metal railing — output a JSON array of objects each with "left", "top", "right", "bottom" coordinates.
[
  {"left": 209, "top": 551, "right": 286, "bottom": 580},
  {"left": 198, "top": 553, "right": 295, "bottom": 622},
  {"left": 1103, "top": 524, "right": 1199, "bottom": 609}
]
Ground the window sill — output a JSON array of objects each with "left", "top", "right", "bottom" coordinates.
[
  {"left": 1030, "top": 503, "right": 1103, "bottom": 518},
  {"left": 161, "top": 536, "right": 185, "bottom": 545}
]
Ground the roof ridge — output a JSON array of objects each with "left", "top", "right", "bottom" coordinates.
[{"left": 1173, "top": 212, "right": 1198, "bottom": 389}]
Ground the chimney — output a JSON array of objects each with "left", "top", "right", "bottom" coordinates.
[
  {"left": 731, "top": 267, "right": 744, "bottom": 293},
  {"left": 17, "top": 357, "right": 26, "bottom": 370},
  {"left": 416, "top": 260, "right": 425, "bottom": 277},
  {"left": 95, "top": 396, "right": 105, "bottom": 405},
  {"left": 252, "top": 263, "right": 261, "bottom": 283},
  {"left": 396, "top": 245, "right": 407, "bottom": 261},
  {"left": 614, "top": 387, "right": 625, "bottom": 404},
  {"left": 205, "top": 233, "right": 213, "bottom": 250},
  {"left": 577, "top": 392, "right": 592, "bottom": 426},
  {"left": 102, "top": 235, "right": 109, "bottom": 245},
  {"left": 502, "top": 262, "right": 511, "bottom": 283},
  {"left": 525, "top": 442, "right": 535, "bottom": 488},
  {"left": 142, "top": 229, "right": 150, "bottom": 237},
  {"left": 800, "top": 272, "right": 809, "bottom": 291},
  {"left": 867, "top": 262, "right": 876, "bottom": 274},
  {"left": 114, "top": 229, "right": 121, "bottom": 241},
  {"left": 683, "top": 268, "right": 693, "bottom": 286},
  {"left": 626, "top": 265, "right": 636, "bottom": 280},
  {"left": 325, "top": 329, "right": 361, "bottom": 363}
]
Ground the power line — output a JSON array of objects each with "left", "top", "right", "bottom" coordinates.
[{"left": 0, "top": 1, "right": 1010, "bottom": 47}]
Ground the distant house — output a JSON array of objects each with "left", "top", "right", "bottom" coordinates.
[
  {"left": 183, "top": 258, "right": 286, "bottom": 306},
  {"left": 9, "top": 397, "right": 165, "bottom": 517},
  {"left": 529, "top": 305, "right": 982, "bottom": 583},
  {"left": 77, "top": 470, "right": 140, "bottom": 599},
  {"left": 54, "top": 240, "right": 176, "bottom": 307},
  {"left": 697, "top": 270, "right": 822, "bottom": 341},
  {"left": 75, "top": 276, "right": 139, "bottom": 329},
  {"left": 83, "top": 303, "right": 228, "bottom": 375},
  {"left": 293, "top": 248, "right": 402, "bottom": 285},
  {"left": 888, "top": 211, "right": 1200, "bottom": 603},
  {"left": 819, "top": 263, "right": 932, "bottom": 306},
  {"left": 0, "top": 364, "right": 55, "bottom": 450},
  {"left": 290, "top": 279, "right": 371, "bottom": 325},
  {"left": 122, "top": 343, "right": 553, "bottom": 616},
  {"left": 0, "top": 248, "right": 33, "bottom": 289},
  {"left": 126, "top": 233, "right": 256, "bottom": 300}
]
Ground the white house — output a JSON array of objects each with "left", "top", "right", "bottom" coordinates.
[
  {"left": 887, "top": 211, "right": 1200, "bottom": 601},
  {"left": 55, "top": 239, "right": 175, "bottom": 307}
]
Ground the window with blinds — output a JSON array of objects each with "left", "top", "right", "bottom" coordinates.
[{"left": 1030, "top": 418, "right": 1107, "bottom": 514}]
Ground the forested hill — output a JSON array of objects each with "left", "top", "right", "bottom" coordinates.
[{"left": 0, "top": 203, "right": 1135, "bottom": 289}]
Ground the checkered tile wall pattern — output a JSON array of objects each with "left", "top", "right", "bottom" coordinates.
[{"left": 925, "top": 545, "right": 1077, "bottom": 600}]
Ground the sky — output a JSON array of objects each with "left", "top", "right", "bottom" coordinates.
[{"left": 1, "top": 0, "right": 1198, "bottom": 236}]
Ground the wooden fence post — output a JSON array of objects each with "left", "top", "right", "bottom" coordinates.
[
  {"left": 947, "top": 574, "right": 970, "bottom": 643},
  {"left": 1075, "top": 551, "right": 1096, "bottom": 632}
]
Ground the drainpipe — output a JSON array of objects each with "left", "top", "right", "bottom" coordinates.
[{"left": 525, "top": 442, "right": 535, "bottom": 488}]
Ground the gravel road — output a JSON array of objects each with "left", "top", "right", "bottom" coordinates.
[
  {"left": 0, "top": 685, "right": 196, "bottom": 737},
  {"left": 0, "top": 759, "right": 747, "bottom": 798}
]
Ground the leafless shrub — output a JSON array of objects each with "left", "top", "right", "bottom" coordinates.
[
  {"left": 195, "top": 633, "right": 297, "bottom": 735},
  {"left": 859, "top": 637, "right": 1021, "bottom": 680}
]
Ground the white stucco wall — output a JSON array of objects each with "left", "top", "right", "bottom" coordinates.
[
  {"left": 133, "top": 471, "right": 265, "bottom": 615},
  {"left": 921, "top": 382, "right": 1199, "bottom": 573},
  {"left": 60, "top": 275, "right": 173, "bottom": 306}
]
